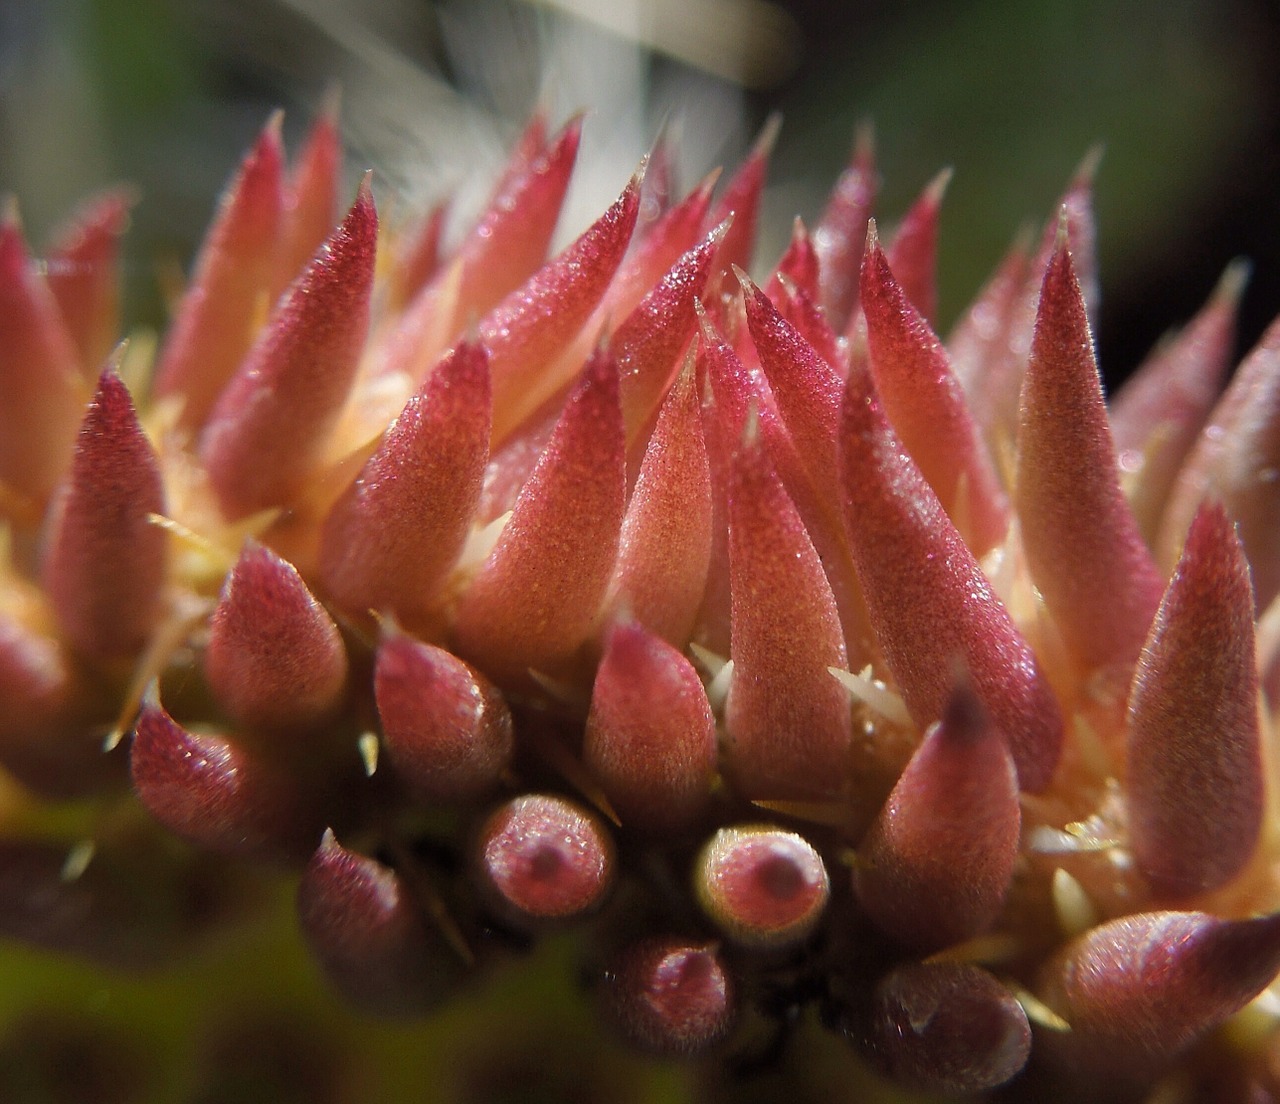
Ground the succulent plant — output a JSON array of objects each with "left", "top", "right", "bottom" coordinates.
[{"left": 3, "top": 99, "right": 1280, "bottom": 1103}]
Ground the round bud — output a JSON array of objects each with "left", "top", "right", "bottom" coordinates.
[
  {"left": 474, "top": 794, "right": 616, "bottom": 924},
  {"left": 600, "top": 936, "right": 735, "bottom": 1057},
  {"left": 693, "top": 825, "right": 829, "bottom": 948},
  {"left": 866, "top": 961, "right": 1031, "bottom": 1094}
]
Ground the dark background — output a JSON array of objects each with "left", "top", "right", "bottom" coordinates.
[{"left": 2, "top": 0, "right": 1278, "bottom": 391}]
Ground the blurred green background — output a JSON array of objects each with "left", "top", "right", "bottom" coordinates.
[{"left": 2, "top": 0, "right": 1278, "bottom": 388}]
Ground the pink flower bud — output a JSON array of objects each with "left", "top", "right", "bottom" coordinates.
[
  {"left": 583, "top": 621, "right": 716, "bottom": 832},
  {"left": 600, "top": 936, "right": 736, "bottom": 1056},
  {"left": 474, "top": 794, "right": 616, "bottom": 925},
  {"left": 375, "top": 632, "right": 513, "bottom": 804},
  {"left": 204, "top": 542, "right": 347, "bottom": 733},
  {"left": 694, "top": 825, "right": 829, "bottom": 949}
]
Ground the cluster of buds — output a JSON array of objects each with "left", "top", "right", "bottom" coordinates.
[{"left": 3, "top": 101, "right": 1280, "bottom": 1102}]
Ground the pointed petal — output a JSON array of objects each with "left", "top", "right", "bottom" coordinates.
[
  {"left": 1159, "top": 314, "right": 1280, "bottom": 611},
  {"left": 42, "top": 368, "right": 166, "bottom": 665},
  {"left": 609, "top": 173, "right": 716, "bottom": 327},
  {"left": 44, "top": 188, "right": 133, "bottom": 372},
  {"left": 201, "top": 178, "right": 377, "bottom": 520},
  {"left": 883, "top": 167, "right": 950, "bottom": 324},
  {"left": 774, "top": 279, "right": 845, "bottom": 376},
  {"left": 153, "top": 117, "right": 285, "bottom": 429},
  {"left": 204, "top": 542, "right": 348, "bottom": 733},
  {"left": 764, "top": 217, "right": 820, "bottom": 305},
  {"left": 854, "top": 680, "right": 1020, "bottom": 951},
  {"left": 453, "top": 350, "right": 625, "bottom": 684},
  {"left": 455, "top": 115, "right": 581, "bottom": 322},
  {"left": 375, "top": 632, "right": 513, "bottom": 804},
  {"left": 861, "top": 229, "right": 1008, "bottom": 555},
  {"left": 946, "top": 228, "right": 1030, "bottom": 414},
  {"left": 483, "top": 175, "right": 639, "bottom": 442},
  {"left": 0, "top": 216, "right": 85, "bottom": 502},
  {"left": 389, "top": 201, "right": 447, "bottom": 311},
  {"left": 298, "top": 829, "right": 461, "bottom": 1017},
  {"left": 600, "top": 937, "right": 735, "bottom": 1057},
  {"left": 130, "top": 702, "right": 322, "bottom": 861},
  {"left": 973, "top": 160, "right": 1100, "bottom": 446},
  {"left": 615, "top": 223, "right": 722, "bottom": 440},
  {"left": 812, "top": 124, "right": 876, "bottom": 326},
  {"left": 706, "top": 114, "right": 778, "bottom": 278},
  {"left": 1015, "top": 238, "right": 1164, "bottom": 672},
  {"left": 583, "top": 622, "right": 716, "bottom": 832},
  {"left": 1111, "top": 261, "right": 1245, "bottom": 542},
  {"left": 1125, "top": 502, "right": 1263, "bottom": 898},
  {"left": 693, "top": 825, "right": 829, "bottom": 948},
  {"left": 741, "top": 272, "right": 844, "bottom": 483},
  {"left": 865, "top": 962, "right": 1032, "bottom": 1095},
  {"left": 319, "top": 341, "right": 491, "bottom": 631},
  {"left": 605, "top": 364, "right": 712, "bottom": 645},
  {"left": 275, "top": 98, "right": 342, "bottom": 296},
  {"left": 1038, "top": 911, "right": 1280, "bottom": 1066},
  {"left": 725, "top": 425, "right": 852, "bottom": 799},
  {"left": 839, "top": 366, "right": 1063, "bottom": 791},
  {"left": 473, "top": 793, "right": 616, "bottom": 924}
]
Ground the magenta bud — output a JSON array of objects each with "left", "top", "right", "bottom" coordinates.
[
  {"left": 693, "top": 825, "right": 829, "bottom": 949},
  {"left": 865, "top": 961, "right": 1031, "bottom": 1095},
  {"left": 600, "top": 936, "right": 736, "bottom": 1057},
  {"left": 204, "top": 542, "right": 348, "bottom": 733},
  {"left": 42, "top": 367, "right": 166, "bottom": 666},
  {"left": 1126, "top": 501, "right": 1264, "bottom": 899},
  {"left": 375, "top": 632, "right": 513, "bottom": 804},
  {"left": 583, "top": 621, "right": 716, "bottom": 832},
  {"left": 854, "top": 680, "right": 1020, "bottom": 952},
  {"left": 297, "top": 830, "right": 460, "bottom": 1017},
  {"left": 130, "top": 701, "right": 320, "bottom": 861},
  {"left": 473, "top": 794, "right": 616, "bottom": 925},
  {"left": 201, "top": 177, "right": 377, "bottom": 520},
  {"left": 319, "top": 340, "right": 491, "bottom": 633},
  {"left": 1015, "top": 236, "right": 1165, "bottom": 673},
  {"left": 1038, "top": 911, "right": 1280, "bottom": 1069}
]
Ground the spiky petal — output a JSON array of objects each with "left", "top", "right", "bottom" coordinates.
[
  {"left": 812, "top": 124, "right": 876, "bottom": 326},
  {"left": 1015, "top": 236, "right": 1164, "bottom": 673},
  {"left": 453, "top": 350, "right": 625, "bottom": 684},
  {"left": 276, "top": 97, "right": 341, "bottom": 296},
  {"left": 882, "top": 167, "right": 950, "bottom": 324},
  {"left": 1110, "top": 261, "right": 1246, "bottom": 541},
  {"left": 482, "top": 174, "right": 639, "bottom": 441},
  {"left": 839, "top": 365, "right": 1063, "bottom": 792},
  {"left": 297, "top": 830, "right": 460, "bottom": 1017},
  {"left": 42, "top": 368, "right": 166, "bottom": 666},
  {"left": 583, "top": 621, "right": 716, "bottom": 832},
  {"left": 0, "top": 215, "right": 85, "bottom": 503},
  {"left": 604, "top": 362, "right": 712, "bottom": 646},
  {"left": 200, "top": 178, "right": 377, "bottom": 520},
  {"left": 319, "top": 341, "right": 491, "bottom": 632},
  {"left": 44, "top": 189, "right": 133, "bottom": 372},
  {"left": 1125, "top": 502, "right": 1263, "bottom": 899},
  {"left": 204, "top": 542, "right": 348, "bottom": 733},
  {"left": 854, "top": 680, "right": 1020, "bottom": 951},
  {"left": 152, "top": 116, "right": 284, "bottom": 430},
  {"left": 1159, "top": 315, "right": 1280, "bottom": 612},
  {"left": 860, "top": 227, "right": 1008, "bottom": 556},
  {"left": 725, "top": 422, "right": 852, "bottom": 800},
  {"left": 375, "top": 632, "right": 513, "bottom": 804}
]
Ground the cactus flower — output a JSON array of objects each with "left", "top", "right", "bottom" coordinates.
[{"left": 4, "top": 103, "right": 1280, "bottom": 1104}]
